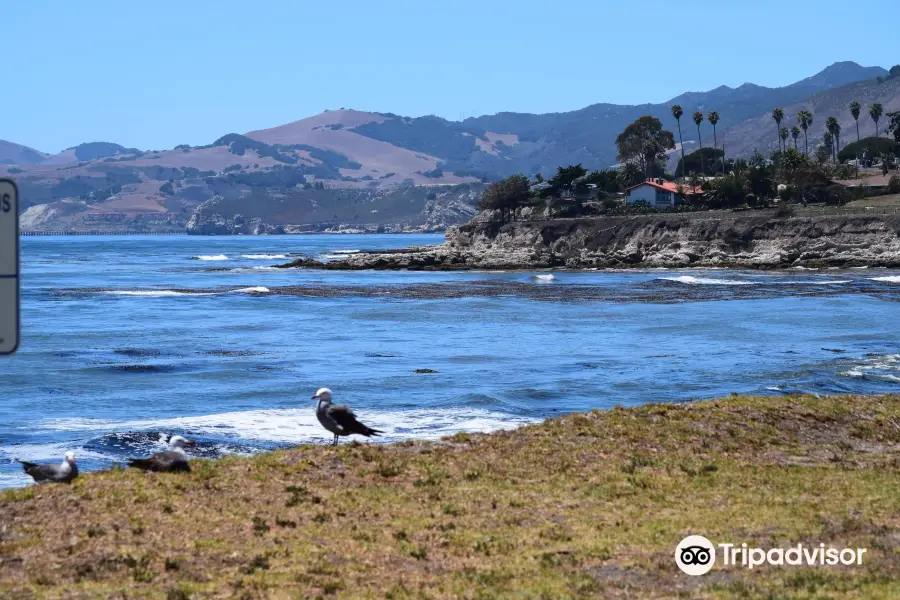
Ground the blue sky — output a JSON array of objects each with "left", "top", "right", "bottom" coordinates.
[{"left": 4, "top": 0, "right": 895, "bottom": 153}]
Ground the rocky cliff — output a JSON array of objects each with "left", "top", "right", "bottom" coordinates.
[
  {"left": 276, "top": 214, "right": 900, "bottom": 269},
  {"left": 184, "top": 184, "right": 482, "bottom": 235}
]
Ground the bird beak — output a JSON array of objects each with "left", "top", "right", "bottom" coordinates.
[{"left": 312, "top": 394, "right": 319, "bottom": 399}]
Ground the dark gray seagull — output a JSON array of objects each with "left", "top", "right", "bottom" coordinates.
[
  {"left": 313, "top": 387, "right": 382, "bottom": 445},
  {"left": 18, "top": 451, "right": 78, "bottom": 484},
  {"left": 127, "top": 435, "right": 195, "bottom": 472}
]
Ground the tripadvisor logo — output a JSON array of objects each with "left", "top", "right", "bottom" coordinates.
[
  {"left": 675, "top": 535, "right": 716, "bottom": 575},
  {"left": 675, "top": 535, "right": 868, "bottom": 575}
]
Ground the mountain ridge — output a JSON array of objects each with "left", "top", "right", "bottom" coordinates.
[{"left": 5, "top": 61, "right": 897, "bottom": 233}]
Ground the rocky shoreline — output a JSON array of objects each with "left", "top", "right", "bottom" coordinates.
[{"left": 273, "top": 213, "right": 900, "bottom": 270}]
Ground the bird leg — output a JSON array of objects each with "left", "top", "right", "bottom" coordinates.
[{"left": 333, "top": 434, "right": 339, "bottom": 446}]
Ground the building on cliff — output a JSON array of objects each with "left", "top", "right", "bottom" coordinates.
[{"left": 625, "top": 178, "right": 703, "bottom": 208}]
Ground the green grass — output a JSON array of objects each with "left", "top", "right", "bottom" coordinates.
[{"left": 1, "top": 394, "right": 899, "bottom": 599}]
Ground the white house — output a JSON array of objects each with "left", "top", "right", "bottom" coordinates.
[{"left": 625, "top": 178, "right": 703, "bottom": 207}]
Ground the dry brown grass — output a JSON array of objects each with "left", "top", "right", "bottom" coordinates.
[{"left": 2, "top": 394, "right": 899, "bottom": 599}]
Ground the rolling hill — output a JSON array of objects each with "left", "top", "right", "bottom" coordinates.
[{"left": 4, "top": 61, "right": 897, "bottom": 233}]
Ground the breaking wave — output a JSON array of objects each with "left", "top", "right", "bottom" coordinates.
[
  {"left": 192, "top": 254, "right": 229, "bottom": 261},
  {"left": 102, "top": 287, "right": 269, "bottom": 297},
  {"left": 39, "top": 406, "right": 535, "bottom": 443},
  {"left": 241, "top": 254, "right": 287, "bottom": 260},
  {"left": 871, "top": 276, "right": 900, "bottom": 283},
  {"left": 838, "top": 353, "right": 900, "bottom": 384},
  {"left": 660, "top": 275, "right": 756, "bottom": 286}
]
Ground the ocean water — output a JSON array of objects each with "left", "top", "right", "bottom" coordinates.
[{"left": 2, "top": 234, "right": 900, "bottom": 488}]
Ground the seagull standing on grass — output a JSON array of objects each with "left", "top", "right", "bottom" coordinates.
[
  {"left": 18, "top": 451, "right": 78, "bottom": 484},
  {"left": 127, "top": 435, "right": 196, "bottom": 472},
  {"left": 313, "top": 387, "right": 382, "bottom": 445}
]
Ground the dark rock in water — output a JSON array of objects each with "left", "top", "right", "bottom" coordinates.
[
  {"left": 822, "top": 348, "right": 847, "bottom": 353},
  {"left": 107, "top": 364, "right": 178, "bottom": 374},
  {"left": 114, "top": 348, "right": 162, "bottom": 358},
  {"left": 274, "top": 257, "right": 329, "bottom": 269},
  {"left": 204, "top": 349, "right": 261, "bottom": 357},
  {"left": 415, "top": 368, "right": 438, "bottom": 374}
]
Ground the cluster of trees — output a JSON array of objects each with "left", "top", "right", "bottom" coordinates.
[
  {"left": 614, "top": 116, "right": 675, "bottom": 178},
  {"left": 477, "top": 162, "right": 642, "bottom": 221},
  {"left": 704, "top": 149, "right": 854, "bottom": 209},
  {"left": 615, "top": 109, "right": 728, "bottom": 178},
  {"left": 767, "top": 101, "right": 896, "bottom": 168},
  {"left": 476, "top": 174, "right": 530, "bottom": 221},
  {"left": 670, "top": 106, "right": 725, "bottom": 176}
]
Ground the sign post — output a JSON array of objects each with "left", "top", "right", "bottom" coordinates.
[{"left": 0, "top": 178, "right": 19, "bottom": 355}]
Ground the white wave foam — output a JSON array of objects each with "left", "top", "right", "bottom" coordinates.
[
  {"left": 0, "top": 442, "right": 109, "bottom": 463},
  {"left": 780, "top": 280, "right": 853, "bottom": 285},
  {"left": 837, "top": 353, "right": 900, "bottom": 384},
  {"left": 232, "top": 287, "right": 270, "bottom": 294},
  {"left": 839, "top": 368, "right": 900, "bottom": 383},
  {"left": 660, "top": 275, "right": 755, "bottom": 286},
  {"left": 37, "top": 407, "right": 537, "bottom": 445},
  {"left": 0, "top": 472, "right": 33, "bottom": 489},
  {"left": 332, "top": 249, "right": 360, "bottom": 255},
  {"left": 241, "top": 254, "right": 287, "bottom": 260},
  {"left": 533, "top": 274, "right": 555, "bottom": 282},
  {"left": 871, "top": 276, "right": 900, "bottom": 283},
  {"left": 192, "top": 254, "right": 228, "bottom": 261},
  {"left": 839, "top": 368, "right": 866, "bottom": 378}
]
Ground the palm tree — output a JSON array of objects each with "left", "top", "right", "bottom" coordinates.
[
  {"left": 779, "top": 128, "right": 789, "bottom": 154},
  {"left": 797, "top": 110, "right": 813, "bottom": 155},
  {"left": 849, "top": 101, "right": 862, "bottom": 176},
  {"left": 772, "top": 108, "right": 785, "bottom": 152},
  {"left": 821, "top": 132, "right": 834, "bottom": 164},
  {"left": 671, "top": 105, "right": 686, "bottom": 177},
  {"left": 849, "top": 101, "right": 862, "bottom": 145},
  {"left": 692, "top": 111, "right": 705, "bottom": 175},
  {"left": 791, "top": 126, "right": 800, "bottom": 150},
  {"left": 869, "top": 103, "right": 884, "bottom": 137},
  {"left": 707, "top": 111, "right": 720, "bottom": 173},
  {"left": 826, "top": 116, "right": 841, "bottom": 164}
]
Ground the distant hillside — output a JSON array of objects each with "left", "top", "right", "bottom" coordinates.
[
  {"left": 5, "top": 60, "right": 895, "bottom": 233},
  {"left": 0, "top": 140, "right": 47, "bottom": 165}
]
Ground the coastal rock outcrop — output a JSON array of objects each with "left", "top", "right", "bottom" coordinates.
[{"left": 275, "top": 214, "right": 900, "bottom": 270}]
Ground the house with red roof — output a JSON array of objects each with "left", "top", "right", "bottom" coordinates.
[{"left": 625, "top": 178, "right": 703, "bottom": 208}]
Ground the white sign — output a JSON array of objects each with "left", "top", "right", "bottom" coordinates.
[{"left": 0, "top": 179, "right": 19, "bottom": 355}]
